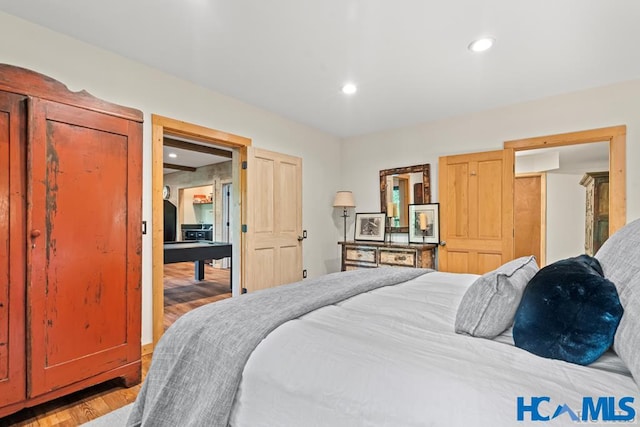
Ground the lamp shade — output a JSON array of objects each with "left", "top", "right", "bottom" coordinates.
[{"left": 333, "top": 191, "right": 355, "bottom": 208}]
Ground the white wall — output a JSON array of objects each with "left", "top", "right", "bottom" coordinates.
[
  {"left": 545, "top": 173, "right": 586, "bottom": 263},
  {"left": 181, "top": 186, "right": 214, "bottom": 225},
  {"left": 515, "top": 151, "right": 559, "bottom": 175},
  {"left": 341, "top": 80, "right": 640, "bottom": 249},
  {"left": 0, "top": 11, "right": 343, "bottom": 346}
]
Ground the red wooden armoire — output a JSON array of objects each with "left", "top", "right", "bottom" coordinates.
[{"left": 0, "top": 64, "right": 142, "bottom": 417}]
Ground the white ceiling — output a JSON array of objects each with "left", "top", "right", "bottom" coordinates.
[
  {"left": 2, "top": 1, "right": 640, "bottom": 137},
  {"left": 163, "top": 145, "right": 230, "bottom": 175},
  {"left": 162, "top": 134, "right": 231, "bottom": 174}
]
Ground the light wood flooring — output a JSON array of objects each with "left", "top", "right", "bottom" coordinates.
[
  {"left": 163, "top": 261, "right": 232, "bottom": 330},
  {"left": 1, "top": 262, "right": 231, "bottom": 426}
]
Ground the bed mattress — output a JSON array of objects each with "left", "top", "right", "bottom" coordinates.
[{"left": 230, "top": 272, "right": 638, "bottom": 426}]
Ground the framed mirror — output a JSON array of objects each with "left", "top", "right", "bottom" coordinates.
[{"left": 380, "top": 164, "right": 431, "bottom": 233}]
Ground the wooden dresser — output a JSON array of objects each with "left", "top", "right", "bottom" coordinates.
[
  {"left": 339, "top": 241, "right": 436, "bottom": 271},
  {"left": 0, "top": 64, "right": 142, "bottom": 417}
]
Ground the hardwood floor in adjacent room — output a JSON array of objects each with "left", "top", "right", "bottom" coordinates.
[
  {"left": 163, "top": 262, "right": 232, "bottom": 330},
  {"left": 1, "top": 262, "right": 231, "bottom": 426}
]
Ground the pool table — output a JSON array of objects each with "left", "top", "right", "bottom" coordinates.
[{"left": 163, "top": 241, "right": 232, "bottom": 281}]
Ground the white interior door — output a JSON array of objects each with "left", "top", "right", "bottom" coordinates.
[{"left": 242, "top": 147, "right": 302, "bottom": 292}]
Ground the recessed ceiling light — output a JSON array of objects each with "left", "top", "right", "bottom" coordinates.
[
  {"left": 468, "top": 37, "right": 495, "bottom": 52},
  {"left": 341, "top": 83, "right": 357, "bottom": 95},
  {"left": 168, "top": 152, "right": 177, "bottom": 158}
]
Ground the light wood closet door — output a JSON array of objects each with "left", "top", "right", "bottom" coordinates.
[
  {"left": 243, "top": 147, "right": 302, "bottom": 292},
  {"left": 438, "top": 149, "right": 514, "bottom": 274}
]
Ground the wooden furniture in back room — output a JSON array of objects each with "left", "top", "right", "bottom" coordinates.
[
  {"left": 339, "top": 241, "right": 436, "bottom": 271},
  {"left": 580, "top": 171, "right": 609, "bottom": 256},
  {"left": 0, "top": 64, "right": 142, "bottom": 417}
]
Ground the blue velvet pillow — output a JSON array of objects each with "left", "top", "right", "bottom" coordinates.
[{"left": 513, "top": 255, "right": 623, "bottom": 365}]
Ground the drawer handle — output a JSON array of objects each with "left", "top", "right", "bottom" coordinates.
[{"left": 395, "top": 255, "right": 406, "bottom": 261}]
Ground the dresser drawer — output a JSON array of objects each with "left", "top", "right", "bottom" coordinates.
[
  {"left": 340, "top": 242, "right": 436, "bottom": 272},
  {"left": 345, "top": 247, "right": 377, "bottom": 264},
  {"left": 344, "top": 264, "right": 376, "bottom": 271},
  {"left": 379, "top": 249, "right": 416, "bottom": 267}
]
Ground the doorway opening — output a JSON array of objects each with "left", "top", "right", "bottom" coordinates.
[
  {"left": 162, "top": 140, "right": 232, "bottom": 332},
  {"left": 152, "top": 114, "right": 252, "bottom": 350},
  {"left": 505, "top": 125, "right": 626, "bottom": 266}
]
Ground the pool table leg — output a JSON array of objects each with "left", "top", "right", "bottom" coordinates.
[{"left": 194, "top": 260, "right": 205, "bottom": 280}]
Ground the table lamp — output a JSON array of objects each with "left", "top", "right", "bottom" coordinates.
[
  {"left": 419, "top": 212, "right": 428, "bottom": 242},
  {"left": 386, "top": 202, "right": 395, "bottom": 228},
  {"left": 333, "top": 191, "right": 356, "bottom": 242}
]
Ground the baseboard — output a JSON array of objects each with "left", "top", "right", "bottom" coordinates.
[{"left": 141, "top": 343, "right": 154, "bottom": 356}]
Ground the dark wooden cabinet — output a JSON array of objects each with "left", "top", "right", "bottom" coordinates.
[{"left": 0, "top": 64, "right": 142, "bottom": 417}]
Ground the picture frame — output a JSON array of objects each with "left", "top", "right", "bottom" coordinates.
[
  {"left": 354, "top": 212, "right": 387, "bottom": 242},
  {"left": 408, "top": 203, "right": 440, "bottom": 244}
]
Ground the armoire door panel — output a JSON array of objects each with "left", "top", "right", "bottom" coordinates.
[
  {"left": 28, "top": 98, "right": 138, "bottom": 397},
  {"left": 0, "top": 91, "right": 26, "bottom": 407},
  {"left": 0, "top": 111, "right": 7, "bottom": 382},
  {"left": 42, "top": 120, "right": 128, "bottom": 366}
]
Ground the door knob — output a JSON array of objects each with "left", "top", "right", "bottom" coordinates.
[
  {"left": 30, "top": 229, "right": 41, "bottom": 248},
  {"left": 297, "top": 235, "right": 304, "bottom": 242},
  {"left": 439, "top": 241, "right": 446, "bottom": 246}
]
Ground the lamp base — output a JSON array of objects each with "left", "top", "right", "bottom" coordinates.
[{"left": 342, "top": 208, "right": 349, "bottom": 242}]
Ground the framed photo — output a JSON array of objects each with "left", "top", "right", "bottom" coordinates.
[
  {"left": 354, "top": 212, "right": 387, "bottom": 242},
  {"left": 408, "top": 203, "right": 440, "bottom": 244}
]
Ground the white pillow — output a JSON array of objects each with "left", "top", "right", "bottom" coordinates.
[
  {"left": 455, "top": 256, "right": 539, "bottom": 338},
  {"left": 595, "top": 219, "right": 640, "bottom": 386}
]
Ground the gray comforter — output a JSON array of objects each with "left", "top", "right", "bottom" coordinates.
[{"left": 126, "top": 267, "right": 430, "bottom": 427}]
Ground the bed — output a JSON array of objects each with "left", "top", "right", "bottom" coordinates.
[{"left": 126, "top": 219, "right": 640, "bottom": 427}]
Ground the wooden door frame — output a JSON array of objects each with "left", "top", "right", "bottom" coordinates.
[
  {"left": 504, "top": 125, "right": 626, "bottom": 235},
  {"left": 514, "top": 172, "right": 547, "bottom": 266},
  {"left": 151, "top": 114, "right": 251, "bottom": 350}
]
